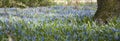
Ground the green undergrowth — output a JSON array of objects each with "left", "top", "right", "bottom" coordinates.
[{"left": 0, "top": 15, "right": 120, "bottom": 41}]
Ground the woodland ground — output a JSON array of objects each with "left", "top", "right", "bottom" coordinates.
[{"left": 0, "top": 4, "right": 120, "bottom": 41}]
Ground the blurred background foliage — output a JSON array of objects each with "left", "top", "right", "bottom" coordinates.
[
  {"left": 0, "top": 0, "right": 90, "bottom": 8},
  {"left": 0, "top": 0, "right": 54, "bottom": 8}
]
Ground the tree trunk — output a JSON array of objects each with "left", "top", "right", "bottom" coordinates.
[{"left": 94, "top": 0, "right": 120, "bottom": 24}]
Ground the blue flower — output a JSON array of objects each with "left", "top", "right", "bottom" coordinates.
[
  {"left": 32, "top": 36, "right": 36, "bottom": 41},
  {"left": 41, "top": 36, "right": 44, "bottom": 41},
  {"left": 54, "top": 35, "right": 59, "bottom": 40}
]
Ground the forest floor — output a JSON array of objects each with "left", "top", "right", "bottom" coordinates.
[
  {"left": 0, "top": 4, "right": 120, "bottom": 41},
  {"left": 0, "top": 5, "right": 96, "bottom": 21}
]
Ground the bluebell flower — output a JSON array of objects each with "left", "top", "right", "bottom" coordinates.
[
  {"left": 77, "top": 37, "right": 81, "bottom": 41},
  {"left": 0, "top": 32, "right": 3, "bottom": 35},
  {"left": 32, "top": 36, "right": 36, "bottom": 41},
  {"left": 111, "top": 28, "right": 118, "bottom": 32},
  {"left": 26, "top": 36, "right": 31, "bottom": 40},
  {"left": 83, "top": 24, "right": 87, "bottom": 31},
  {"left": 41, "top": 36, "right": 44, "bottom": 41},
  {"left": 115, "top": 35, "right": 119, "bottom": 40},
  {"left": 54, "top": 35, "right": 59, "bottom": 40}
]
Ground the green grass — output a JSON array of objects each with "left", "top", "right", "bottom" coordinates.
[{"left": 0, "top": 15, "right": 120, "bottom": 41}]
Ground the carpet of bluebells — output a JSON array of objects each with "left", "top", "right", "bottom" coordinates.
[{"left": 0, "top": 4, "right": 120, "bottom": 41}]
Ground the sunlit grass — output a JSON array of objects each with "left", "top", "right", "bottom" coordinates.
[{"left": 0, "top": 14, "right": 120, "bottom": 41}]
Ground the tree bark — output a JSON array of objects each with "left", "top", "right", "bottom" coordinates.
[{"left": 94, "top": 0, "right": 120, "bottom": 24}]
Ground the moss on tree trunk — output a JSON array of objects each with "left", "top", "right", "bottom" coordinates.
[{"left": 94, "top": 0, "right": 120, "bottom": 24}]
